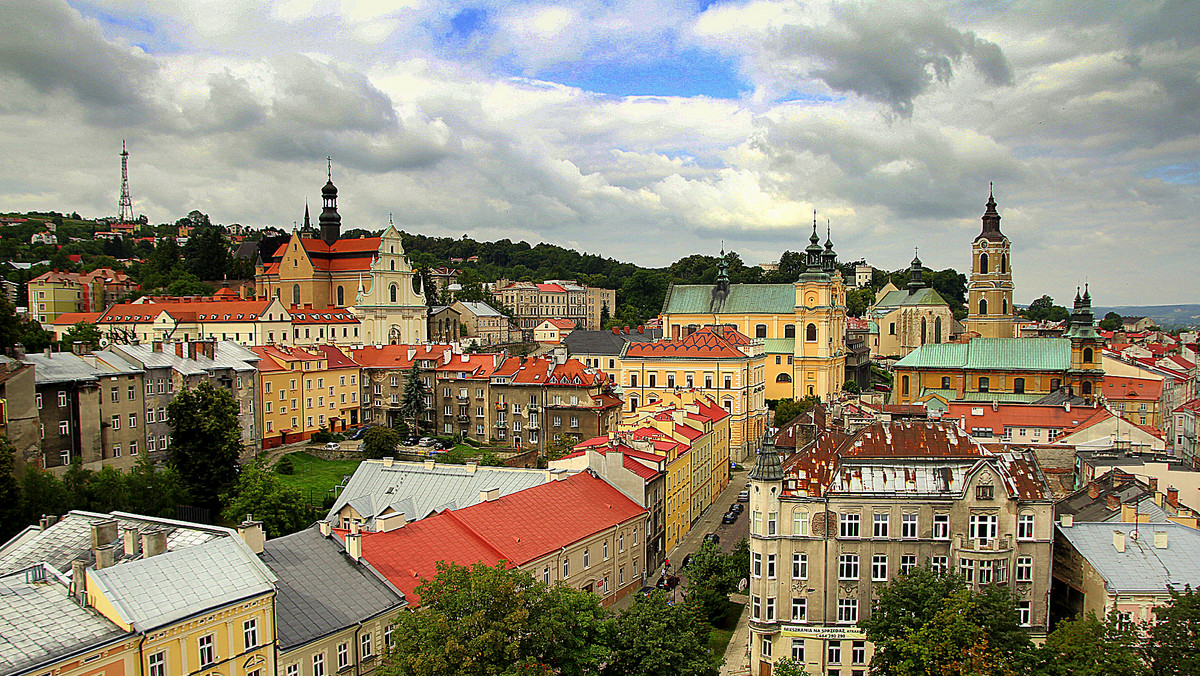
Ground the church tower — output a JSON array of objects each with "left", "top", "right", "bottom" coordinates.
[
  {"left": 319, "top": 160, "right": 342, "bottom": 246},
  {"left": 966, "top": 187, "right": 1014, "bottom": 339}
]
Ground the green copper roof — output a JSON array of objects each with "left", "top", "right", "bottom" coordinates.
[
  {"left": 896, "top": 338, "right": 1072, "bottom": 371},
  {"left": 874, "top": 287, "right": 949, "bottom": 309},
  {"left": 662, "top": 283, "right": 796, "bottom": 315},
  {"left": 764, "top": 338, "right": 795, "bottom": 354}
]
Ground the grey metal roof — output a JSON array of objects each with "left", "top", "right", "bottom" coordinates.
[
  {"left": 110, "top": 341, "right": 259, "bottom": 375},
  {"left": 260, "top": 526, "right": 405, "bottom": 650},
  {"left": 22, "top": 352, "right": 109, "bottom": 385},
  {"left": 455, "top": 301, "right": 504, "bottom": 317},
  {"left": 0, "top": 565, "right": 128, "bottom": 675},
  {"left": 326, "top": 460, "right": 566, "bottom": 529},
  {"left": 1057, "top": 522, "right": 1200, "bottom": 593},
  {"left": 0, "top": 511, "right": 232, "bottom": 576},
  {"left": 88, "top": 537, "right": 276, "bottom": 632},
  {"left": 564, "top": 329, "right": 663, "bottom": 356}
]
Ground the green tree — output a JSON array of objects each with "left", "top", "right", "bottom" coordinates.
[
  {"left": 846, "top": 287, "right": 874, "bottom": 317},
  {"left": 773, "top": 657, "right": 811, "bottom": 676},
  {"left": 125, "top": 454, "right": 189, "bottom": 517},
  {"left": 843, "top": 380, "right": 861, "bottom": 394},
  {"left": 167, "top": 381, "right": 243, "bottom": 513},
  {"left": 0, "top": 437, "right": 23, "bottom": 541},
  {"left": 220, "top": 467, "right": 314, "bottom": 538},
  {"left": 1036, "top": 611, "right": 1146, "bottom": 676},
  {"left": 599, "top": 301, "right": 610, "bottom": 328},
  {"left": 19, "top": 468, "right": 69, "bottom": 525},
  {"left": 60, "top": 322, "right": 103, "bottom": 351},
  {"left": 1023, "top": 295, "right": 1070, "bottom": 323},
  {"left": 602, "top": 591, "right": 720, "bottom": 676},
  {"left": 684, "top": 540, "right": 740, "bottom": 622},
  {"left": 180, "top": 215, "right": 231, "bottom": 280},
  {"left": 89, "top": 466, "right": 132, "bottom": 512},
  {"left": 888, "top": 587, "right": 1016, "bottom": 676},
  {"left": 1099, "top": 311, "right": 1123, "bottom": 331},
  {"left": 399, "top": 363, "right": 428, "bottom": 435},
  {"left": 772, "top": 395, "right": 821, "bottom": 427},
  {"left": 543, "top": 433, "right": 579, "bottom": 462},
  {"left": 1144, "top": 586, "right": 1200, "bottom": 676},
  {"left": 362, "top": 427, "right": 401, "bottom": 459},
  {"left": 380, "top": 561, "right": 609, "bottom": 676}
]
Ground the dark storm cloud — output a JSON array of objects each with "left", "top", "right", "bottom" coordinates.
[{"left": 771, "top": 2, "right": 1013, "bottom": 116}]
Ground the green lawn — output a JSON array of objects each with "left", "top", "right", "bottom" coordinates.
[
  {"left": 706, "top": 599, "right": 745, "bottom": 657},
  {"left": 275, "top": 452, "right": 361, "bottom": 506}
]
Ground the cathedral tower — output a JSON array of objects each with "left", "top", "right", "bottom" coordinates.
[{"left": 966, "top": 187, "right": 1014, "bottom": 339}]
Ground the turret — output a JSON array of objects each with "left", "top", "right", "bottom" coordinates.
[{"left": 319, "top": 159, "right": 341, "bottom": 245}]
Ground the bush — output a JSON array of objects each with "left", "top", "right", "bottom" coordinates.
[
  {"left": 311, "top": 427, "right": 335, "bottom": 444},
  {"left": 275, "top": 455, "right": 296, "bottom": 475}
]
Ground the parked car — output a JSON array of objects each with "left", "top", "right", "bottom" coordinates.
[
  {"left": 347, "top": 425, "right": 375, "bottom": 440},
  {"left": 703, "top": 533, "right": 720, "bottom": 546},
  {"left": 722, "top": 511, "right": 739, "bottom": 524},
  {"left": 418, "top": 437, "right": 436, "bottom": 447},
  {"left": 729, "top": 503, "right": 744, "bottom": 514},
  {"left": 737, "top": 490, "right": 750, "bottom": 502},
  {"left": 435, "top": 439, "right": 455, "bottom": 450},
  {"left": 323, "top": 442, "right": 340, "bottom": 451},
  {"left": 405, "top": 436, "right": 420, "bottom": 447}
]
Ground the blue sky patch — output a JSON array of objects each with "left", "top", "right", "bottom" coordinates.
[
  {"left": 542, "top": 49, "right": 748, "bottom": 99},
  {"left": 450, "top": 8, "right": 487, "bottom": 38},
  {"left": 1145, "top": 163, "right": 1200, "bottom": 185}
]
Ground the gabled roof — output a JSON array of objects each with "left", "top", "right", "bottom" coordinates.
[
  {"left": 1102, "top": 376, "right": 1163, "bottom": 401},
  {"left": 896, "top": 338, "right": 1071, "bottom": 371},
  {"left": 260, "top": 526, "right": 405, "bottom": 650},
  {"left": 623, "top": 326, "right": 750, "bottom": 360},
  {"left": 51, "top": 312, "right": 103, "bottom": 326},
  {"left": 873, "top": 286, "right": 949, "bottom": 309},
  {"left": 287, "top": 307, "right": 359, "bottom": 324},
  {"left": 661, "top": 283, "right": 797, "bottom": 315},
  {"left": 313, "top": 344, "right": 358, "bottom": 369},
  {"left": 348, "top": 344, "right": 454, "bottom": 369},
  {"left": 98, "top": 298, "right": 275, "bottom": 325},
  {"left": 268, "top": 237, "right": 382, "bottom": 274},
  {"left": 563, "top": 328, "right": 662, "bottom": 356},
  {"left": 946, "top": 402, "right": 1104, "bottom": 434},
  {"left": 539, "top": 318, "right": 577, "bottom": 330},
  {"left": 435, "top": 353, "right": 499, "bottom": 378}
]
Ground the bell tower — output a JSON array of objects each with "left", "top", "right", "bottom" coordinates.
[{"left": 966, "top": 186, "right": 1014, "bottom": 339}]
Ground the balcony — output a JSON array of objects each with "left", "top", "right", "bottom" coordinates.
[
  {"left": 528, "top": 404, "right": 541, "bottom": 413},
  {"left": 457, "top": 414, "right": 469, "bottom": 422},
  {"left": 527, "top": 421, "right": 540, "bottom": 430},
  {"left": 457, "top": 395, "right": 469, "bottom": 402}
]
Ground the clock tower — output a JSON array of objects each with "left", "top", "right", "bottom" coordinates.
[{"left": 966, "top": 187, "right": 1015, "bottom": 339}]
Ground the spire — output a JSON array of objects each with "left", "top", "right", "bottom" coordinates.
[
  {"left": 716, "top": 247, "right": 730, "bottom": 293},
  {"left": 805, "top": 210, "right": 824, "bottom": 270},
  {"left": 976, "top": 183, "right": 1004, "bottom": 242},
  {"left": 303, "top": 201, "right": 311, "bottom": 232},
  {"left": 319, "top": 159, "right": 341, "bottom": 245},
  {"left": 907, "top": 247, "right": 924, "bottom": 290},
  {"left": 821, "top": 218, "right": 837, "bottom": 273}
]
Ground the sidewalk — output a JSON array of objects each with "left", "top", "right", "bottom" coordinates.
[{"left": 721, "top": 592, "right": 752, "bottom": 676}]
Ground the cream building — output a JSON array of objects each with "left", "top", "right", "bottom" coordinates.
[
  {"left": 966, "top": 190, "right": 1016, "bottom": 339},
  {"left": 867, "top": 254, "right": 957, "bottom": 358}
]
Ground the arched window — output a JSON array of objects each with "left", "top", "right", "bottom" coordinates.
[
  {"left": 807, "top": 385, "right": 815, "bottom": 396},
  {"left": 336, "top": 286, "right": 344, "bottom": 306},
  {"left": 1051, "top": 378, "right": 1062, "bottom": 391},
  {"left": 784, "top": 324, "right": 795, "bottom": 339},
  {"left": 776, "top": 373, "right": 793, "bottom": 383},
  {"left": 1014, "top": 377, "right": 1026, "bottom": 394},
  {"left": 389, "top": 284, "right": 397, "bottom": 303},
  {"left": 390, "top": 260, "right": 395, "bottom": 271},
  {"left": 1002, "top": 298, "right": 1009, "bottom": 315},
  {"left": 921, "top": 317, "right": 928, "bottom": 345},
  {"left": 1082, "top": 381, "right": 1093, "bottom": 395},
  {"left": 1083, "top": 347, "right": 1093, "bottom": 363},
  {"left": 979, "top": 298, "right": 988, "bottom": 315},
  {"left": 942, "top": 376, "right": 951, "bottom": 389},
  {"left": 934, "top": 317, "right": 942, "bottom": 343},
  {"left": 292, "top": 284, "right": 300, "bottom": 306},
  {"left": 979, "top": 377, "right": 990, "bottom": 393},
  {"left": 755, "top": 324, "right": 767, "bottom": 339},
  {"left": 1000, "top": 254, "right": 1008, "bottom": 274},
  {"left": 901, "top": 376, "right": 909, "bottom": 396},
  {"left": 980, "top": 252, "right": 989, "bottom": 274},
  {"left": 806, "top": 323, "right": 817, "bottom": 341}
]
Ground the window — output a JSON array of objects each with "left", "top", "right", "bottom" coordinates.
[
  {"left": 806, "top": 323, "right": 817, "bottom": 341},
  {"left": 872, "top": 554, "right": 888, "bottom": 581},
  {"left": 198, "top": 634, "right": 215, "bottom": 667},
  {"left": 128, "top": 384, "right": 135, "bottom": 400},
  {"left": 790, "top": 596, "right": 808, "bottom": 621},
  {"left": 766, "top": 553, "right": 776, "bottom": 579},
  {"left": 58, "top": 391, "right": 67, "bottom": 407},
  {"left": 603, "top": 541, "right": 609, "bottom": 560},
  {"left": 765, "top": 597, "right": 776, "bottom": 621},
  {"left": 755, "top": 324, "right": 767, "bottom": 338},
  {"left": 313, "top": 653, "right": 325, "bottom": 676},
  {"left": 902, "top": 375, "right": 909, "bottom": 396},
  {"left": 976, "top": 485, "right": 994, "bottom": 500},
  {"left": 753, "top": 552, "right": 762, "bottom": 577},
  {"left": 829, "top": 642, "right": 842, "bottom": 664},
  {"left": 933, "top": 514, "right": 950, "bottom": 540},
  {"left": 839, "top": 513, "right": 860, "bottom": 538},
  {"left": 838, "top": 554, "right": 859, "bottom": 580},
  {"left": 35, "top": 393, "right": 41, "bottom": 409},
  {"left": 969, "top": 514, "right": 998, "bottom": 543},
  {"left": 761, "top": 635, "right": 772, "bottom": 658},
  {"left": 978, "top": 376, "right": 990, "bottom": 393},
  {"left": 361, "top": 632, "right": 372, "bottom": 658},
  {"left": 793, "top": 510, "right": 809, "bottom": 536},
  {"left": 889, "top": 322, "right": 896, "bottom": 335},
  {"left": 563, "top": 558, "right": 570, "bottom": 578},
  {"left": 852, "top": 641, "right": 866, "bottom": 665},
  {"left": 901, "top": 555, "right": 917, "bottom": 574},
  {"left": 768, "top": 511, "right": 777, "bottom": 536},
  {"left": 902, "top": 513, "right": 918, "bottom": 539},
  {"left": 754, "top": 511, "right": 763, "bottom": 534},
  {"left": 1016, "top": 556, "right": 1033, "bottom": 582},
  {"left": 110, "top": 415, "right": 120, "bottom": 430},
  {"left": 873, "top": 513, "right": 889, "bottom": 538},
  {"left": 112, "top": 443, "right": 121, "bottom": 458},
  {"left": 960, "top": 558, "right": 974, "bottom": 582},
  {"left": 543, "top": 567, "right": 551, "bottom": 584},
  {"left": 1083, "top": 347, "right": 1093, "bottom": 363},
  {"left": 793, "top": 553, "right": 808, "bottom": 579},
  {"left": 129, "top": 413, "right": 137, "bottom": 428},
  {"left": 129, "top": 440, "right": 138, "bottom": 455},
  {"left": 59, "top": 420, "right": 69, "bottom": 435},
  {"left": 148, "top": 651, "right": 166, "bottom": 676},
  {"left": 837, "top": 598, "right": 858, "bottom": 623},
  {"left": 931, "top": 556, "right": 948, "bottom": 574},
  {"left": 1018, "top": 601, "right": 1031, "bottom": 627},
  {"left": 338, "top": 642, "right": 349, "bottom": 670},
  {"left": 1017, "top": 514, "right": 1035, "bottom": 540},
  {"left": 1013, "top": 377, "right": 1025, "bottom": 394},
  {"left": 244, "top": 618, "right": 259, "bottom": 649},
  {"left": 111, "top": 388, "right": 119, "bottom": 403},
  {"left": 942, "top": 376, "right": 951, "bottom": 389},
  {"left": 978, "top": 559, "right": 994, "bottom": 585},
  {"left": 752, "top": 595, "right": 761, "bottom": 619},
  {"left": 384, "top": 625, "right": 394, "bottom": 648},
  {"left": 792, "top": 639, "right": 805, "bottom": 662}
]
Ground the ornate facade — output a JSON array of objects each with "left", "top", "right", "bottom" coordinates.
[{"left": 966, "top": 189, "right": 1015, "bottom": 339}]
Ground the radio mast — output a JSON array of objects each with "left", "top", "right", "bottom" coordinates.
[{"left": 117, "top": 140, "right": 133, "bottom": 222}]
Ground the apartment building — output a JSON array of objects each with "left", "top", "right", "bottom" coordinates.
[
  {"left": 488, "top": 355, "right": 622, "bottom": 452},
  {"left": 28, "top": 268, "right": 138, "bottom": 324},
  {"left": 747, "top": 421, "right": 1053, "bottom": 676},
  {"left": 434, "top": 353, "right": 501, "bottom": 441},
  {"left": 348, "top": 344, "right": 456, "bottom": 431},
  {"left": 254, "top": 344, "right": 360, "bottom": 448},
  {"left": 98, "top": 297, "right": 292, "bottom": 346},
  {"left": 494, "top": 279, "right": 613, "bottom": 332}
]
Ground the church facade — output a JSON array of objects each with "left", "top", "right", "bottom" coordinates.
[
  {"left": 254, "top": 173, "right": 427, "bottom": 345},
  {"left": 866, "top": 253, "right": 957, "bottom": 359},
  {"left": 660, "top": 223, "right": 848, "bottom": 402}
]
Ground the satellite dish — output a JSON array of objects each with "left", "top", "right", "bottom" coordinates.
[
  {"left": 99, "top": 337, "right": 110, "bottom": 348},
  {"left": 738, "top": 578, "right": 747, "bottom": 592}
]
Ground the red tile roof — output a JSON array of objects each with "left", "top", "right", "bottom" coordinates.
[
  {"left": 1102, "top": 376, "right": 1163, "bottom": 401},
  {"left": 287, "top": 306, "right": 359, "bottom": 324},
  {"left": 51, "top": 312, "right": 103, "bottom": 326},
  {"left": 624, "top": 326, "right": 749, "bottom": 359},
  {"left": 435, "top": 354, "right": 499, "bottom": 379},
  {"left": 354, "top": 472, "right": 645, "bottom": 605},
  {"left": 348, "top": 344, "right": 454, "bottom": 369},
  {"left": 99, "top": 298, "right": 274, "bottom": 324},
  {"left": 945, "top": 402, "right": 1104, "bottom": 435},
  {"left": 1175, "top": 398, "right": 1200, "bottom": 415},
  {"left": 535, "top": 283, "right": 566, "bottom": 293},
  {"left": 673, "top": 423, "right": 704, "bottom": 441},
  {"left": 542, "top": 318, "right": 576, "bottom": 330}
]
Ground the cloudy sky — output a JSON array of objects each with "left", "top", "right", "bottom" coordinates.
[{"left": 1, "top": 0, "right": 1196, "bottom": 305}]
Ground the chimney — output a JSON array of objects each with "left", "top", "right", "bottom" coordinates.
[
  {"left": 465, "top": 461, "right": 478, "bottom": 475},
  {"left": 1149, "top": 477, "right": 1159, "bottom": 493},
  {"left": 319, "top": 520, "right": 332, "bottom": 537},
  {"left": 1065, "top": 402, "right": 1071, "bottom": 412},
  {"left": 1121, "top": 502, "right": 1137, "bottom": 524},
  {"left": 346, "top": 532, "right": 362, "bottom": 561},
  {"left": 187, "top": 341, "right": 198, "bottom": 360},
  {"left": 238, "top": 515, "right": 265, "bottom": 555},
  {"left": 611, "top": 327, "right": 618, "bottom": 334},
  {"left": 175, "top": 342, "right": 185, "bottom": 358},
  {"left": 71, "top": 559, "right": 87, "bottom": 604},
  {"left": 72, "top": 341, "right": 87, "bottom": 355},
  {"left": 423, "top": 459, "right": 435, "bottom": 470},
  {"left": 44, "top": 347, "right": 51, "bottom": 358},
  {"left": 350, "top": 521, "right": 360, "bottom": 535},
  {"left": 1106, "top": 493, "right": 1120, "bottom": 511},
  {"left": 1060, "top": 514, "right": 1073, "bottom": 528},
  {"left": 141, "top": 528, "right": 167, "bottom": 558},
  {"left": 1113, "top": 530, "right": 1126, "bottom": 553},
  {"left": 1087, "top": 483, "right": 1100, "bottom": 499},
  {"left": 1154, "top": 530, "right": 1168, "bottom": 549},
  {"left": 638, "top": 325, "right": 644, "bottom": 333},
  {"left": 90, "top": 519, "right": 118, "bottom": 549},
  {"left": 94, "top": 544, "right": 116, "bottom": 570},
  {"left": 382, "top": 456, "right": 394, "bottom": 467},
  {"left": 152, "top": 340, "right": 163, "bottom": 353},
  {"left": 480, "top": 487, "right": 500, "bottom": 502},
  {"left": 1167, "top": 486, "right": 1180, "bottom": 508},
  {"left": 123, "top": 526, "right": 140, "bottom": 558},
  {"left": 377, "top": 512, "right": 406, "bottom": 532}
]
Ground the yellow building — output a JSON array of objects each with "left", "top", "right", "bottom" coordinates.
[
  {"left": 966, "top": 189, "right": 1016, "bottom": 339},
  {"left": 255, "top": 175, "right": 427, "bottom": 344},
  {"left": 619, "top": 324, "right": 766, "bottom": 462},
  {"left": 659, "top": 231, "right": 847, "bottom": 403},
  {"left": 254, "top": 344, "right": 361, "bottom": 449},
  {"left": 28, "top": 268, "right": 138, "bottom": 325},
  {"left": 866, "top": 254, "right": 957, "bottom": 359}
]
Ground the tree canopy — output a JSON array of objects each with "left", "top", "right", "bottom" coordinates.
[
  {"left": 166, "top": 381, "right": 243, "bottom": 513},
  {"left": 220, "top": 466, "right": 314, "bottom": 538}
]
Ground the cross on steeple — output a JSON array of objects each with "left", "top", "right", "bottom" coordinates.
[{"left": 327, "top": 156, "right": 332, "bottom": 180}]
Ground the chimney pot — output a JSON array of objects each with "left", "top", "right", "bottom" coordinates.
[
  {"left": 1168, "top": 486, "right": 1180, "bottom": 507},
  {"left": 123, "top": 526, "right": 140, "bottom": 558},
  {"left": 237, "top": 516, "right": 265, "bottom": 555},
  {"left": 350, "top": 521, "right": 360, "bottom": 535},
  {"left": 1088, "top": 483, "right": 1100, "bottom": 499},
  {"left": 1154, "top": 530, "right": 1168, "bottom": 549},
  {"left": 346, "top": 532, "right": 362, "bottom": 561},
  {"left": 71, "top": 559, "right": 87, "bottom": 604},
  {"left": 1113, "top": 529, "right": 1126, "bottom": 553},
  {"left": 1106, "top": 493, "right": 1120, "bottom": 510},
  {"left": 319, "top": 520, "right": 332, "bottom": 537}
]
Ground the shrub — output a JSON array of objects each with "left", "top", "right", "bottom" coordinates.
[{"left": 275, "top": 454, "right": 296, "bottom": 475}]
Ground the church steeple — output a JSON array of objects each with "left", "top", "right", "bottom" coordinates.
[
  {"left": 821, "top": 220, "right": 837, "bottom": 274},
  {"left": 302, "top": 201, "right": 311, "bottom": 234},
  {"left": 805, "top": 211, "right": 824, "bottom": 271},
  {"left": 319, "top": 157, "right": 341, "bottom": 246},
  {"left": 716, "top": 247, "right": 730, "bottom": 293},
  {"left": 976, "top": 182, "right": 1004, "bottom": 243},
  {"left": 966, "top": 185, "right": 1015, "bottom": 339},
  {"left": 907, "top": 248, "right": 925, "bottom": 291}
]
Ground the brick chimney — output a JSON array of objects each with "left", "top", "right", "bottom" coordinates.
[
  {"left": 1087, "top": 483, "right": 1100, "bottom": 499},
  {"left": 1106, "top": 493, "right": 1120, "bottom": 510},
  {"left": 1149, "top": 477, "right": 1159, "bottom": 493},
  {"left": 1167, "top": 486, "right": 1180, "bottom": 508}
]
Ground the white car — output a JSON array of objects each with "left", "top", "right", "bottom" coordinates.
[{"left": 324, "top": 442, "right": 340, "bottom": 451}]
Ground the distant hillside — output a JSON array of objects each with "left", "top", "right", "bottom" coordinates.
[{"left": 1093, "top": 304, "right": 1200, "bottom": 330}]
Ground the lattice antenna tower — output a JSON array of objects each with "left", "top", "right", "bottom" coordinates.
[{"left": 117, "top": 140, "right": 133, "bottom": 223}]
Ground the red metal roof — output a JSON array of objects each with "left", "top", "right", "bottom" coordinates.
[
  {"left": 1101, "top": 376, "right": 1163, "bottom": 401},
  {"left": 313, "top": 344, "right": 358, "bottom": 369},
  {"left": 945, "top": 402, "right": 1103, "bottom": 434},
  {"left": 287, "top": 306, "right": 359, "bottom": 324},
  {"left": 98, "top": 298, "right": 273, "bottom": 324}
]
